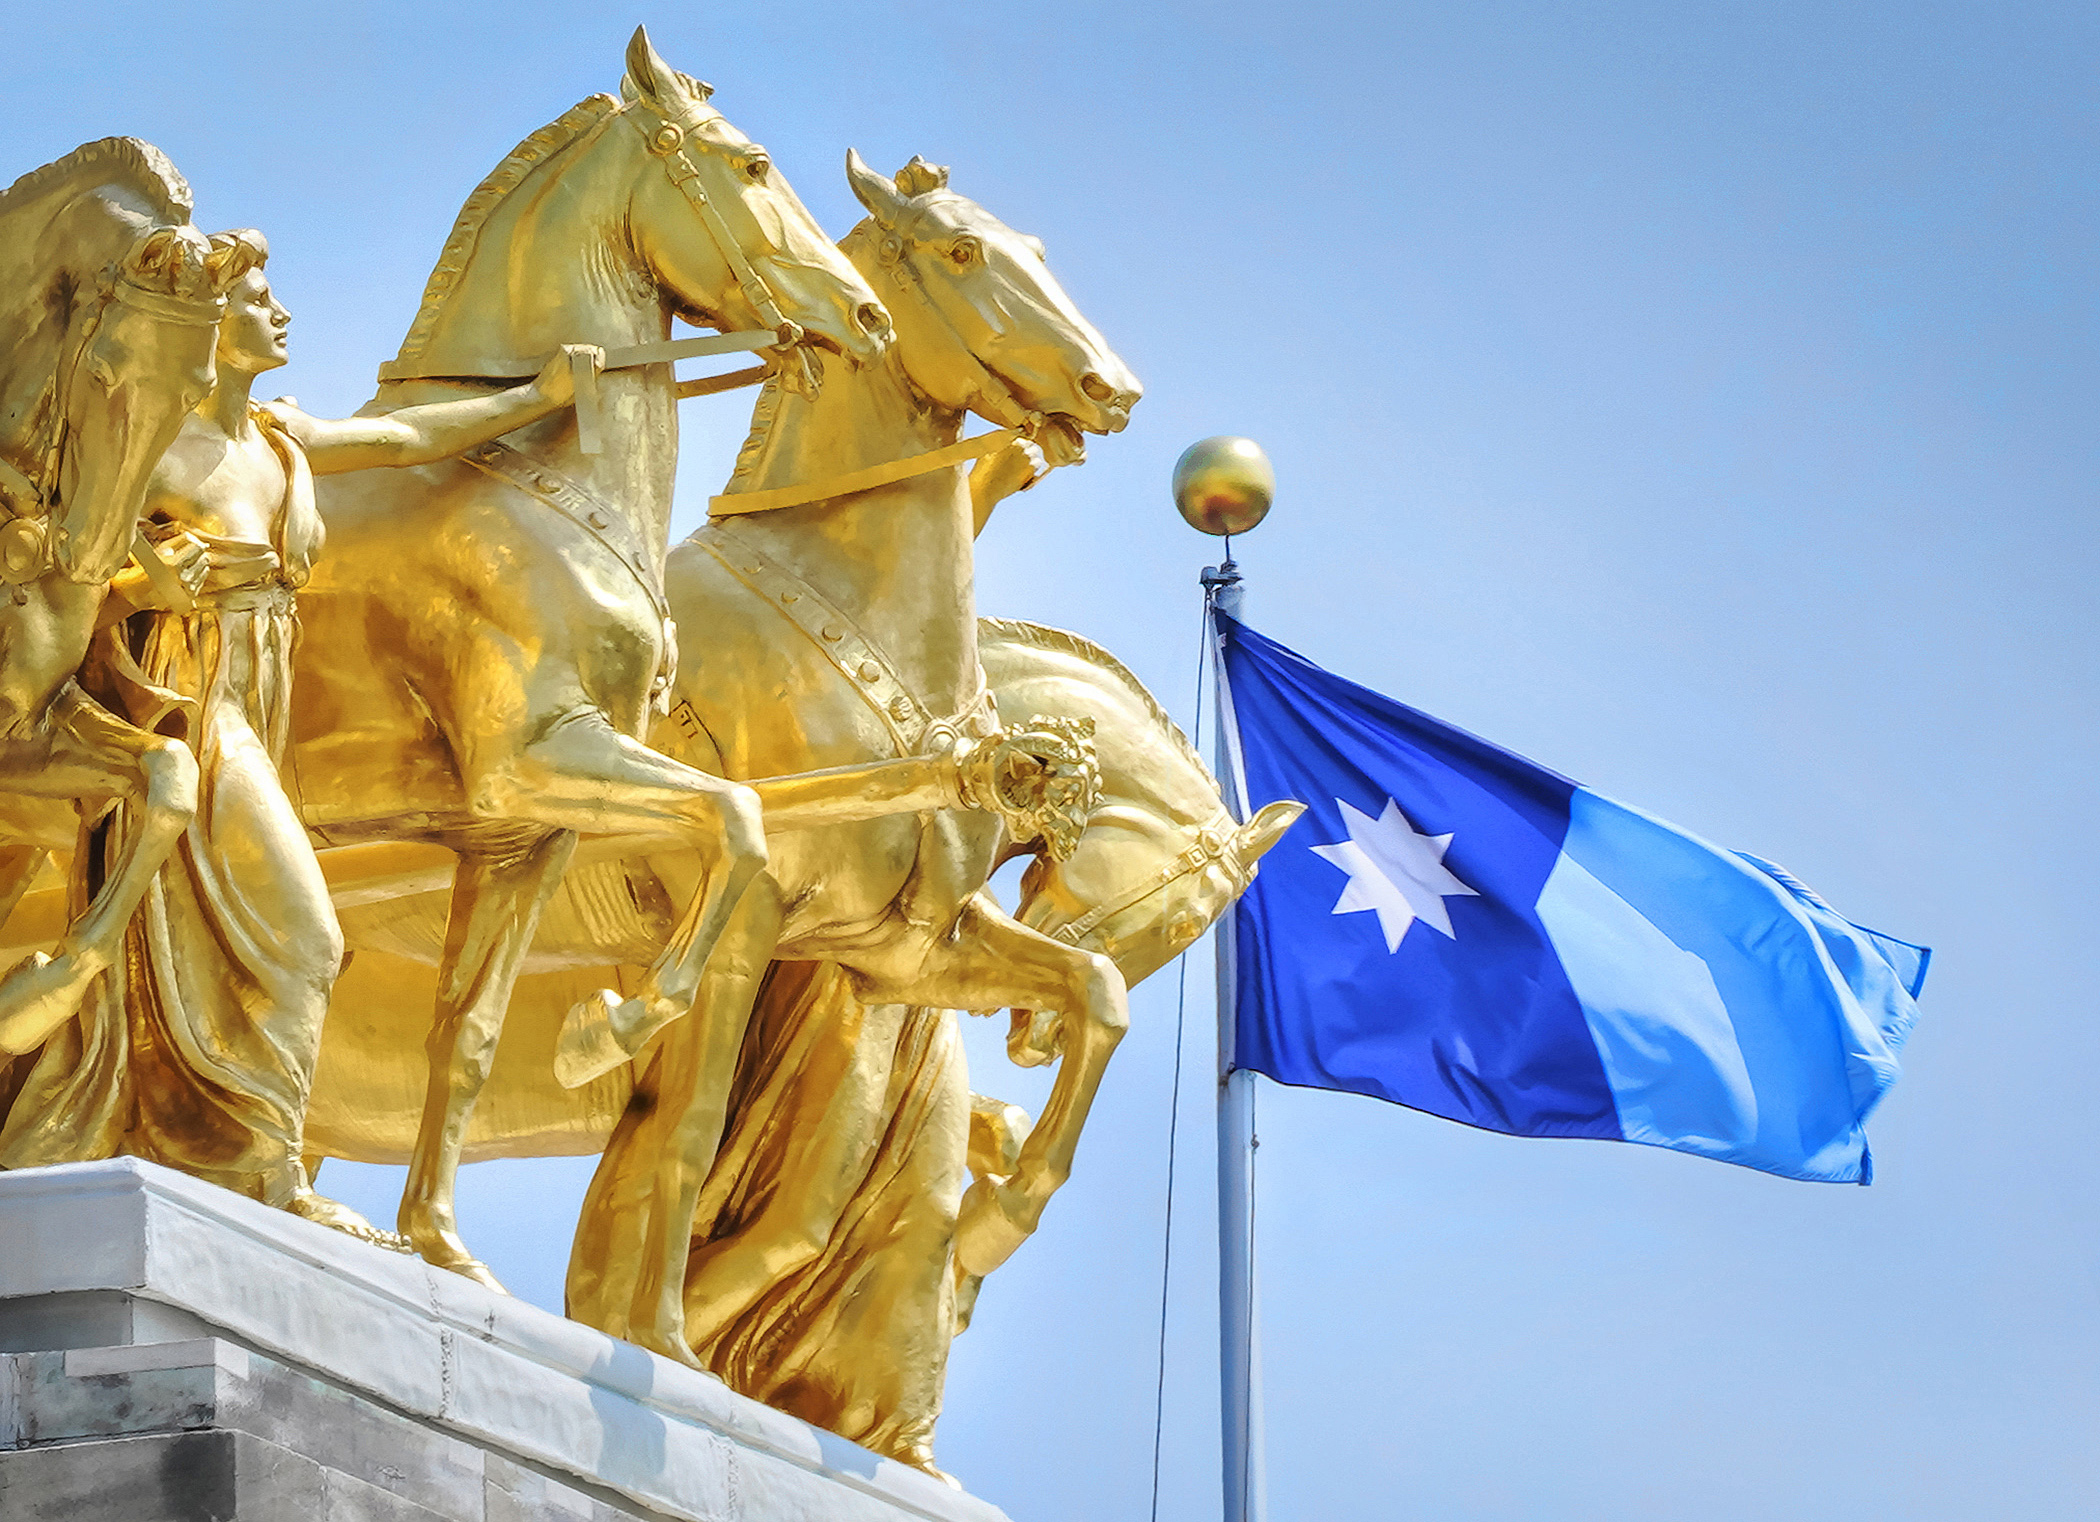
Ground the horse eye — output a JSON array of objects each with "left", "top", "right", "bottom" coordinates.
[{"left": 951, "top": 239, "right": 979, "bottom": 266}]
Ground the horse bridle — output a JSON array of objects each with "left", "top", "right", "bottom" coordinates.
[
  {"left": 1046, "top": 812, "right": 1246, "bottom": 949},
  {"left": 706, "top": 206, "right": 1046, "bottom": 520},
  {"left": 374, "top": 97, "right": 822, "bottom": 453},
  {"left": 0, "top": 270, "right": 225, "bottom": 592}
]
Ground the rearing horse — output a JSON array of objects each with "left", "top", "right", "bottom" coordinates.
[
  {"left": 0, "top": 138, "right": 220, "bottom": 1063},
  {"left": 286, "top": 30, "right": 899, "bottom": 1284},
  {"left": 658, "top": 619, "right": 1302, "bottom": 1468}
]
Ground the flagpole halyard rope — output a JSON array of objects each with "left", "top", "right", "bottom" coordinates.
[{"left": 1147, "top": 599, "right": 1211, "bottom": 1522}]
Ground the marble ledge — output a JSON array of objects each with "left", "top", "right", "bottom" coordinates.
[{"left": 0, "top": 1157, "right": 1011, "bottom": 1522}]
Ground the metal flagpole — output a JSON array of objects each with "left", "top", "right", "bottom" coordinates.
[
  {"left": 1173, "top": 434, "right": 1276, "bottom": 1522},
  {"left": 1205, "top": 556, "right": 1266, "bottom": 1522}
]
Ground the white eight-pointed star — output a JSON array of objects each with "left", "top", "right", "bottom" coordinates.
[{"left": 1311, "top": 797, "right": 1479, "bottom": 952}]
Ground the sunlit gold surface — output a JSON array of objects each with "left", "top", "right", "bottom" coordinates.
[
  {"left": 283, "top": 617, "right": 1296, "bottom": 1470},
  {"left": 0, "top": 34, "right": 1302, "bottom": 1486},
  {"left": 0, "top": 181, "right": 604, "bottom": 1244},
  {"left": 1173, "top": 434, "right": 1275, "bottom": 537},
  {"left": 0, "top": 140, "right": 218, "bottom": 1070}
]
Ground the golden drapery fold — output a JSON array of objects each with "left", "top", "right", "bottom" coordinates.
[
  {"left": 0, "top": 408, "right": 340, "bottom": 1203},
  {"left": 685, "top": 966, "right": 968, "bottom": 1473},
  {"left": 568, "top": 959, "right": 970, "bottom": 1474}
]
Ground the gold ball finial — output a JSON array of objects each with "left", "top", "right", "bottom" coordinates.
[{"left": 1173, "top": 436, "right": 1274, "bottom": 537}]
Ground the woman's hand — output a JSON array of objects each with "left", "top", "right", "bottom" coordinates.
[
  {"left": 528, "top": 344, "right": 605, "bottom": 409},
  {"left": 104, "top": 532, "right": 209, "bottom": 620},
  {"left": 971, "top": 437, "right": 1046, "bottom": 505}
]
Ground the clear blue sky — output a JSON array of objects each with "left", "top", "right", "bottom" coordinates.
[{"left": 7, "top": 4, "right": 2095, "bottom": 1518}]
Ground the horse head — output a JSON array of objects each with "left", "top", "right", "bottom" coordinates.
[
  {"left": 618, "top": 28, "right": 890, "bottom": 377},
  {"left": 842, "top": 151, "right": 1142, "bottom": 466},
  {"left": 52, "top": 220, "right": 219, "bottom": 584},
  {"left": 1005, "top": 797, "right": 1302, "bottom": 1065},
  {"left": 384, "top": 29, "right": 888, "bottom": 396}
]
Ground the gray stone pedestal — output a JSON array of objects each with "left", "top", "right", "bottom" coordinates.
[{"left": 0, "top": 1159, "right": 1010, "bottom": 1522}]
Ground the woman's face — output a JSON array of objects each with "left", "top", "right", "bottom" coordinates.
[{"left": 217, "top": 264, "right": 290, "bottom": 374}]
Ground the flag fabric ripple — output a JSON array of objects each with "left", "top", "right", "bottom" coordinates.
[{"left": 1219, "top": 612, "right": 1927, "bottom": 1184}]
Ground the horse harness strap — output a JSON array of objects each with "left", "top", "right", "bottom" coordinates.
[
  {"left": 1051, "top": 812, "right": 1241, "bottom": 948},
  {"left": 107, "top": 278, "right": 229, "bottom": 328},
  {"left": 693, "top": 523, "right": 997, "bottom": 758},
  {"left": 707, "top": 209, "right": 1049, "bottom": 519},
  {"left": 632, "top": 108, "right": 802, "bottom": 348},
  {"left": 708, "top": 428, "right": 1021, "bottom": 519},
  {"left": 376, "top": 329, "right": 779, "bottom": 385},
  {"left": 461, "top": 441, "right": 671, "bottom": 627},
  {"left": 373, "top": 100, "right": 810, "bottom": 435},
  {"left": 0, "top": 457, "right": 40, "bottom": 519}
]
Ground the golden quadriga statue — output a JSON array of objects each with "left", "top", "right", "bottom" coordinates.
[{"left": 0, "top": 27, "right": 1304, "bottom": 1482}]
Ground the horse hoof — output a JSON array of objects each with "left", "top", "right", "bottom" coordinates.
[
  {"left": 402, "top": 1220, "right": 510, "bottom": 1293},
  {"left": 554, "top": 989, "right": 631, "bottom": 1089},
  {"left": 285, "top": 1189, "right": 400, "bottom": 1246},
  {"left": 555, "top": 989, "right": 687, "bottom": 1089},
  {"left": 1004, "top": 1007, "right": 1063, "bottom": 1068},
  {"left": 952, "top": 1177, "right": 1035, "bottom": 1279},
  {"left": 438, "top": 1256, "right": 509, "bottom": 1294},
  {"left": 0, "top": 949, "right": 94, "bottom": 1055}
]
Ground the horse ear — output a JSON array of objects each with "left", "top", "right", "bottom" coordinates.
[
  {"left": 130, "top": 225, "right": 214, "bottom": 299},
  {"left": 846, "top": 148, "right": 908, "bottom": 229},
  {"left": 623, "top": 25, "right": 683, "bottom": 109},
  {"left": 1233, "top": 800, "right": 1306, "bottom": 873}
]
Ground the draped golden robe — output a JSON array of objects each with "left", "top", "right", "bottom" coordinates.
[
  {"left": 673, "top": 963, "right": 971, "bottom": 1473},
  {"left": 0, "top": 408, "right": 341, "bottom": 1206}
]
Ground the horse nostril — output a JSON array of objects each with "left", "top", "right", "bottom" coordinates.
[
  {"left": 1079, "top": 372, "right": 1116, "bottom": 404},
  {"left": 855, "top": 303, "right": 892, "bottom": 341}
]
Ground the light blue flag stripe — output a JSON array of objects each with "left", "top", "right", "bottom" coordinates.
[{"left": 1538, "top": 789, "right": 1920, "bottom": 1182}]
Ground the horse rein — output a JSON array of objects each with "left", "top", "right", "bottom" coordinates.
[
  {"left": 706, "top": 424, "right": 1026, "bottom": 519},
  {"left": 0, "top": 271, "right": 225, "bottom": 595},
  {"left": 368, "top": 99, "right": 1043, "bottom": 518},
  {"left": 373, "top": 97, "right": 818, "bottom": 454},
  {"left": 705, "top": 208, "right": 1048, "bottom": 519},
  {"left": 1048, "top": 812, "right": 1245, "bottom": 949}
]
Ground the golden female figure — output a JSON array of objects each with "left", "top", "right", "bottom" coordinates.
[{"left": 1, "top": 229, "right": 598, "bottom": 1227}]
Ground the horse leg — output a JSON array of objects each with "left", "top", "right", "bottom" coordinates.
[
  {"left": 398, "top": 830, "right": 577, "bottom": 1287},
  {"left": 0, "top": 687, "right": 196, "bottom": 1054},
  {"left": 847, "top": 890, "right": 1129, "bottom": 1278},
  {"left": 568, "top": 877, "right": 784, "bottom": 1366},
  {"left": 555, "top": 823, "right": 763, "bottom": 1091},
  {"left": 451, "top": 709, "right": 765, "bottom": 1091}
]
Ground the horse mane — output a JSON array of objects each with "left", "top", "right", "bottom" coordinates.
[
  {"left": 390, "top": 94, "right": 622, "bottom": 368},
  {"left": 724, "top": 368, "right": 792, "bottom": 491},
  {"left": 0, "top": 136, "right": 192, "bottom": 224},
  {"left": 981, "top": 617, "right": 1214, "bottom": 783},
  {"left": 719, "top": 218, "right": 907, "bottom": 493}
]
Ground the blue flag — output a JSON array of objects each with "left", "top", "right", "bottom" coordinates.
[{"left": 1219, "top": 612, "right": 1927, "bottom": 1184}]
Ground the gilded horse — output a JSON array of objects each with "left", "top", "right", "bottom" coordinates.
[
  {"left": 658, "top": 618, "right": 1302, "bottom": 1470},
  {"left": 284, "top": 30, "right": 898, "bottom": 1285},
  {"left": 297, "top": 613, "right": 1295, "bottom": 1460},
  {"left": 550, "top": 152, "right": 1145, "bottom": 1361},
  {"left": 297, "top": 137, "right": 1154, "bottom": 1358},
  {"left": 0, "top": 139, "right": 220, "bottom": 1063}
]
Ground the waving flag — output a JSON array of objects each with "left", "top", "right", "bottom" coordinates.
[{"left": 1219, "top": 612, "right": 1927, "bottom": 1183}]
